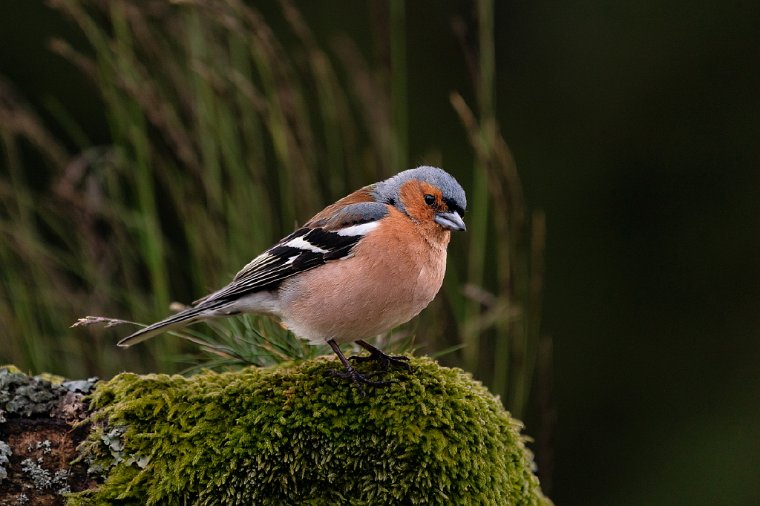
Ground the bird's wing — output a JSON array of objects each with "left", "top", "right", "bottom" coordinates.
[
  {"left": 194, "top": 199, "right": 389, "bottom": 306},
  {"left": 118, "top": 189, "right": 389, "bottom": 347}
]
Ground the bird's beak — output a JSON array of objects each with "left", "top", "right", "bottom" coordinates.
[{"left": 434, "top": 211, "right": 466, "bottom": 231}]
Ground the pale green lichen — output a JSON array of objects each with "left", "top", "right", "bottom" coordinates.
[
  {"left": 0, "top": 366, "right": 97, "bottom": 419},
  {"left": 0, "top": 440, "right": 11, "bottom": 482},
  {"left": 20, "top": 457, "right": 71, "bottom": 494},
  {"left": 71, "top": 357, "right": 551, "bottom": 505},
  {"left": 0, "top": 366, "right": 63, "bottom": 417}
]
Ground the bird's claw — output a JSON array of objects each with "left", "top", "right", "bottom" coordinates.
[
  {"left": 329, "top": 367, "right": 393, "bottom": 396},
  {"left": 349, "top": 351, "right": 412, "bottom": 371}
]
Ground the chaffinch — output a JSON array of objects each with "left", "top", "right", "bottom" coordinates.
[{"left": 119, "top": 166, "right": 467, "bottom": 390}]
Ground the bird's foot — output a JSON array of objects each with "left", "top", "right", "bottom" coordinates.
[
  {"left": 329, "top": 366, "right": 392, "bottom": 396},
  {"left": 349, "top": 349, "right": 412, "bottom": 371}
]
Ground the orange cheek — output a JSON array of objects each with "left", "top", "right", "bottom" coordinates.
[{"left": 399, "top": 181, "right": 442, "bottom": 222}]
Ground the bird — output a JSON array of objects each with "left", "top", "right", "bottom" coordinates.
[{"left": 118, "top": 166, "right": 466, "bottom": 391}]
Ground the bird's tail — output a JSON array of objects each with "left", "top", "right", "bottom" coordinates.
[{"left": 117, "top": 304, "right": 220, "bottom": 347}]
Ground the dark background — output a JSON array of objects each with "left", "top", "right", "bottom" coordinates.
[{"left": 2, "top": 1, "right": 759, "bottom": 504}]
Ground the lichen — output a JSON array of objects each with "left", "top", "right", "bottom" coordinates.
[
  {"left": 27, "top": 440, "right": 53, "bottom": 454},
  {"left": 19, "top": 456, "right": 71, "bottom": 495},
  {"left": 0, "top": 366, "right": 97, "bottom": 502},
  {"left": 0, "top": 440, "right": 11, "bottom": 482},
  {"left": 0, "top": 366, "right": 97, "bottom": 420},
  {"left": 71, "top": 357, "right": 550, "bottom": 505},
  {"left": 0, "top": 366, "right": 64, "bottom": 417}
]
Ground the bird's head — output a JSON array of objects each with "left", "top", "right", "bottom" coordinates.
[{"left": 373, "top": 166, "right": 467, "bottom": 232}]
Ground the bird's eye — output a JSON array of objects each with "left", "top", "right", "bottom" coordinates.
[{"left": 424, "top": 194, "right": 436, "bottom": 206}]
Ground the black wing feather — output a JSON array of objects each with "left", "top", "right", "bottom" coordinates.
[{"left": 197, "top": 201, "right": 389, "bottom": 305}]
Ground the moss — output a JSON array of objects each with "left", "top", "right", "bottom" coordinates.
[{"left": 71, "top": 357, "right": 550, "bottom": 505}]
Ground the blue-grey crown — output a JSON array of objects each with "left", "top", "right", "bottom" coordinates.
[{"left": 372, "top": 166, "right": 467, "bottom": 215}]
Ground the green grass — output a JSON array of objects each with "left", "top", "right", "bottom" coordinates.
[{"left": 0, "top": 0, "right": 546, "bottom": 418}]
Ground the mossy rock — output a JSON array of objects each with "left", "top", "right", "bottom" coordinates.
[{"left": 72, "top": 357, "right": 550, "bottom": 505}]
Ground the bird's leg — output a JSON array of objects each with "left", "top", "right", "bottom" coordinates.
[
  {"left": 327, "top": 339, "right": 391, "bottom": 395},
  {"left": 349, "top": 339, "right": 412, "bottom": 371}
]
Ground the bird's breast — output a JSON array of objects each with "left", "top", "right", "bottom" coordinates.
[{"left": 277, "top": 219, "right": 448, "bottom": 344}]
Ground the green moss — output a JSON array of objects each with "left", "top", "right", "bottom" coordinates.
[{"left": 71, "top": 357, "right": 550, "bottom": 505}]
